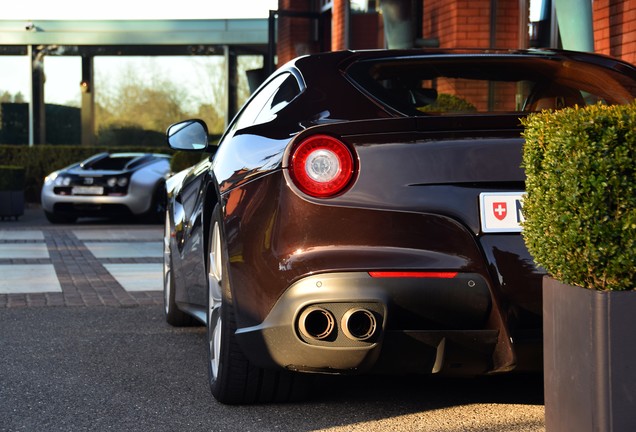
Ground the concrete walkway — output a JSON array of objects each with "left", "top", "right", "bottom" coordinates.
[{"left": 0, "top": 205, "right": 163, "bottom": 308}]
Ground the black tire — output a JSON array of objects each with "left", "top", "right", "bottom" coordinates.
[
  {"left": 207, "top": 205, "right": 309, "bottom": 404},
  {"left": 44, "top": 211, "right": 77, "bottom": 224},
  {"left": 163, "top": 211, "right": 196, "bottom": 326}
]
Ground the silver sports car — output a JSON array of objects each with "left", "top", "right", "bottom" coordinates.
[{"left": 41, "top": 152, "right": 171, "bottom": 223}]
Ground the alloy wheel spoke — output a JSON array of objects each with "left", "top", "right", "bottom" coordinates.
[
  {"left": 163, "top": 214, "right": 172, "bottom": 313},
  {"left": 208, "top": 221, "right": 223, "bottom": 379},
  {"left": 163, "top": 246, "right": 170, "bottom": 287},
  {"left": 209, "top": 223, "right": 223, "bottom": 284}
]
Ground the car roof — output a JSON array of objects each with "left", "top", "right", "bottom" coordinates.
[
  {"left": 291, "top": 48, "right": 636, "bottom": 69},
  {"left": 279, "top": 48, "right": 636, "bottom": 117}
]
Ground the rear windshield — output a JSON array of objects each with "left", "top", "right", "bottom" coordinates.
[{"left": 346, "top": 55, "right": 636, "bottom": 115}]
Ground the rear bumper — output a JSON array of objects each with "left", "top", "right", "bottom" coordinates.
[
  {"left": 223, "top": 174, "right": 543, "bottom": 376},
  {"left": 235, "top": 271, "right": 503, "bottom": 375}
]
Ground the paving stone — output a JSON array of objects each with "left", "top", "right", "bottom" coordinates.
[
  {"left": 73, "top": 228, "right": 162, "bottom": 241},
  {"left": 0, "top": 216, "right": 165, "bottom": 308},
  {"left": 84, "top": 242, "right": 163, "bottom": 259},
  {"left": 0, "top": 264, "right": 62, "bottom": 294},
  {"left": 102, "top": 263, "right": 163, "bottom": 292},
  {"left": 0, "top": 244, "right": 49, "bottom": 259},
  {"left": 0, "top": 230, "right": 45, "bottom": 241}
]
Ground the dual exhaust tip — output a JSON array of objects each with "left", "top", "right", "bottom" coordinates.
[{"left": 298, "top": 306, "right": 378, "bottom": 342}]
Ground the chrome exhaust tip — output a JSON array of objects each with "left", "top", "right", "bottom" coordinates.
[
  {"left": 341, "top": 308, "right": 377, "bottom": 341},
  {"left": 298, "top": 307, "right": 336, "bottom": 341}
]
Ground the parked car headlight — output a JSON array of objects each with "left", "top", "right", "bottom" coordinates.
[
  {"left": 107, "top": 177, "right": 129, "bottom": 187},
  {"left": 54, "top": 176, "right": 71, "bottom": 187}
]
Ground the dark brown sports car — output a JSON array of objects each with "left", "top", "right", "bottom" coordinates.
[{"left": 163, "top": 49, "right": 636, "bottom": 404}]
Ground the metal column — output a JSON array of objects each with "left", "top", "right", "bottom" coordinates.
[
  {"left": 224, "top": 45, "right": 238, "bottom": 128},
  {"left": 29, "top": 45, "right": 46, "bottom": 145},
  {"left": 80, "top": 55, "right": 95, "bottom": 146}
]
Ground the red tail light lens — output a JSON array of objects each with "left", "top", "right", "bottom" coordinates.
[{"left": 289, "top": 134, "right": 355, "bottom": 198}]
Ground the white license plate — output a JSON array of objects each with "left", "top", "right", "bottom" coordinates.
[
  {"left": 479, "top": 192, "right": 526, "bottom": 233},
  {"left": 72, "top": 186, "right": 104, "bottom": 196}
]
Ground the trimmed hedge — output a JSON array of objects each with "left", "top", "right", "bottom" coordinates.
[
  {"left": 521, "top": 102, "right": 635, "bottom": 291},
  {"left": 0, "top": 165, "right": 26, "bottom": 191}
]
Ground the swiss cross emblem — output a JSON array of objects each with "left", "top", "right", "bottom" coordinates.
[{"left": 493, "top": 202, "right": 507, "bottom": 220}]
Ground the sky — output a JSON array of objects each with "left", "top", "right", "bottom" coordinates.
[{"left": 2, "top": 0, "right": 278, "bottom": 20}]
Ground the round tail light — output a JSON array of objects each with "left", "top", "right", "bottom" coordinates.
[{"left": 288, "top": 134, "right": 355, "bottom": 198}]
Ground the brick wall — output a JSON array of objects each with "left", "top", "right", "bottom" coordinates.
[
  {"left": 493, "top": 0, "right": 520, "bottom": 49},
  {"left": 277, "top": 0, "right": 317, "bottom": 66},
  {"left": 422, "top": 0, "right": 518, "bottom": 49},
  {"left": 276, "top": 0, "right": 523, "bottom": 69},
  {"left": 275, "top": 1, "right": 636, "bottom": 70},
  {"left": 594, "top": 0, "right": 636, "bottom": 64}
]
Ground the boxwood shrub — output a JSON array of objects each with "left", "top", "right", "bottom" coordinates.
[{"left": 521, "top": 102, "right": 635, "bottom": 291}]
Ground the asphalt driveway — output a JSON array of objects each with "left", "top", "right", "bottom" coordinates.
[
  {"left": 0, "top": 205, "right": 545, "bottom": 431},
  {"left": 2, "top": 305, "right": 545, "bottom": 432}
]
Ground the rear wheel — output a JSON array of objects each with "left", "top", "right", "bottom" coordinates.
[
  {"left": 207, "top": 205, "right": 309, "bottom": 404},
  {"left": 163, "top": 211, "right": 196, "bottom": 326}
]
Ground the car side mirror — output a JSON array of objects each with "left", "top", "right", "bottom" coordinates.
[{"left": 166, "top": 119, "right": 209, "bottom": 152}]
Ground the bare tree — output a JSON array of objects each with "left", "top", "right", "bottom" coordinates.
[
  {"left": 189, "top": 55, "right": 264, "bottom": 134},
  {"left": 94, "top": 55, "right": 262, "bottom": 139},
  {"left": 96, "top": 63, "right": 193, "bottom": 133}
]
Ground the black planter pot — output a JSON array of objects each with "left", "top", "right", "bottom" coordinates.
[
  {"left": 0, "top": 190, "right": 25, "bottom": 220},
  {"left": 543, "top": 277, "right": 636, "bottom": 431}
]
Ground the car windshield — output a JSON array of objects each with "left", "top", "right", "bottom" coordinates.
[{"left": 346, "top": 55, "right": 636, "bottom": 115}]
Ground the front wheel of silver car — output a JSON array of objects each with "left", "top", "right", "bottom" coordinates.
[{"left": 206, "top": 205, "right": 310, "bottom": 405}]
